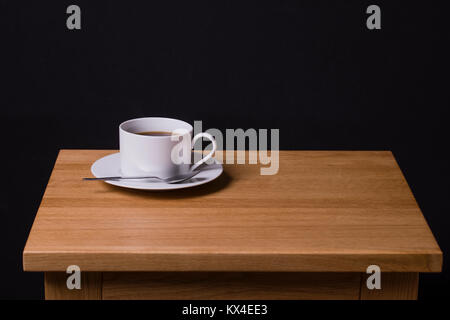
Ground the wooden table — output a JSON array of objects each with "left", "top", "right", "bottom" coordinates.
[{"left": 23, "top": 150, "right": 442, "bottom": 300}]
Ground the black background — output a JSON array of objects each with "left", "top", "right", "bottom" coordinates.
[{"left": 1, "top": 0, "right": 449, "bottom": 299}]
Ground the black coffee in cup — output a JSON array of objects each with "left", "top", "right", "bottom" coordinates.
[{"left": 136, "top": 131, "right": 173, "bottom": 136}]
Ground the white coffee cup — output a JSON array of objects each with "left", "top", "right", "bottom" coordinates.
[{"left": 119, "top": 117, "right": 216, "bottom": 177}]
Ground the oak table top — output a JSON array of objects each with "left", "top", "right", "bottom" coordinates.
[{"left": 23, "top": 150, "right": 442, "bottom": 273}]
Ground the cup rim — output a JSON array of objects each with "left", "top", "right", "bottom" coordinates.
[{"left": 119, "top": 117, "right": 193, "bottom": 139}]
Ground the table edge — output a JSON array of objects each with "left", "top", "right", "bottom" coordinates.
[{"left": 23, "top": 251, "right": 443, "bottom": 272}]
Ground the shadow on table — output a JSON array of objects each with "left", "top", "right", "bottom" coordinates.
[{"left": 105, "top": 170, "right": 232, "bottom": 199}]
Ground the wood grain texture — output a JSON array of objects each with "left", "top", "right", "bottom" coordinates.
[
  {"left": 102, "top": 272, "right": 361, "bottom": 300},
  {"left": 45, "top": 272, "right": 102, "bottom": 300},
  {"left": 360, "top": 272, "right": 418, "bottom": 300},
  {"left": 23, "top": 150, "right": 442, "bottom": 272}
]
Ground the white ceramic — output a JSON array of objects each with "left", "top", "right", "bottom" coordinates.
[
  {"left": 91, "top": 152, "right": 223, "bottom": 190},
  {"left": 119, "top": 117, "right": 216, "bottom": 178}
]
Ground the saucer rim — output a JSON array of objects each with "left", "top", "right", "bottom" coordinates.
[{"left": 91, "top": 152, "right": 223, "bottom": 191}]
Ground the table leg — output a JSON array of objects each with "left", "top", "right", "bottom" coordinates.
[
  {"left": 44, "top": 272, "right": 102, "bottom": 300},
  {"left": 360, "top": 272, "right": 418, "bottom": 300}
]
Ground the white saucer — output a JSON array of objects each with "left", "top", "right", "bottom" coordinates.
[{"left": 91, "top": 153, "right": 223, "bottom": 191}]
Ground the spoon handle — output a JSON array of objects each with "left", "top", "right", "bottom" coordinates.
[{"left": 83, "top": 176, "right": 160, "bottom": 181}]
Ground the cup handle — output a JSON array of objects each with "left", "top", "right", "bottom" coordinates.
[{"left": 191, "top": 132, "right": 217, "bottom": 171}]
